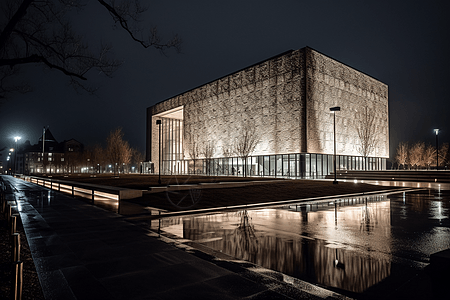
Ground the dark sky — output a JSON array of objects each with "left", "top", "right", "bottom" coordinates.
[{"left": 1, "top": 0, "right": 449, "bottom": 163}]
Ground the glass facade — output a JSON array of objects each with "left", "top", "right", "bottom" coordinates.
[
  {"left": 160, "top": 117, "right": 183, "bottom": 174},
  {"left": 162, "top": 152, "right": 386, "bottom": 179},
  {"left": 156, "top": 112, "right": 387, "bottom": 179}
]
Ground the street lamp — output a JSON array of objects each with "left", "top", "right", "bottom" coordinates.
[
  {"left": 13, "top": 136, "right": 21, "bottom": 175},
  {"left": 156, "top": 119, "right": 162, "bottom": 185},
  {"left": 330, "top": 106, "right": 341, "bottom": 184},
  {"left": 434, "top": 129, "right": 439, "bottom": 170}
]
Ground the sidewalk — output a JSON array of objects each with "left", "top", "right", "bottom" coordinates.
[{"left": 2, "top": 176, "right": 348, "bottom": 300}]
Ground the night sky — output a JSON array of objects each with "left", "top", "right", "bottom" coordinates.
[{"left": 1, "top": 0, "right": 449, "bottom": 163}]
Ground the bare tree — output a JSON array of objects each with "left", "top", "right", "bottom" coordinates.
[
  {"left": 92, "top": 144, "right": 106, "bottom": 173},
  {"left": 222, "top": 147, "right": 233, "bottom": 158},
  {"left": 222, "top": 146, "right": 233, "bottom": 175},
  {"left": 409, "top": 142, "right": 425, "bottom": 170},
  {"left": 202, "top": 141, "right": 215, "bottom": 175},
  {"left": 65, "top": 150, "right": 82, "bottom": 173},
  {"left": 130, "top": 147, "right": 144, "bottom": 173},
  {"left": 423, "top": 144, "right": 436, "bottom": 170},
  {"left": 83, "top": 144, "right": 106, "bottom": 174},
  {"left": 395, "top": 142, "right": 409, "bottom": 170},
  {"left": 355, "top": 106, "right": 378, "bottom": 170},
  {"left": 233, "top": 120, "right": 259, "bottom": 177},
  {"left": 106, "top": 127, "right": 131, "bottom": 176},
  {"left": 186, "top": 132, "right": 201, "bottom": 174},
  {"left": 439, "top": 143, "right": 449, "bottom": 169},
  {"left": 0, "top": 0, "right": 181, "bottom": 99}
]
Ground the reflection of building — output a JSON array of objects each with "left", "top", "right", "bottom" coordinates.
[
  {"left": 163, "top": 201, "right": 392, "bottom": 294},
  {"left": 18, "top": 128, "right": 83, "bottom": 174},
  {"left": 147, "top": 47, "right": 389, "bottom": 178}
]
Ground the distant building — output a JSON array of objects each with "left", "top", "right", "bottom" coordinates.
[
  {"left": 146, "top": 47, "right": 389, "bottom": 178},
  {"left": 18, "top": 128, "right": 84, "bottom": 174}
]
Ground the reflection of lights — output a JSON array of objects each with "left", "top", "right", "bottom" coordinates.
[{"left": 354, "top": 179, "right": 357, "bottom": 183}]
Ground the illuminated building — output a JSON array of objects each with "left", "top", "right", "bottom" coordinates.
[
  {"left": 19, "top": 129, "right": 84, "bottom": 174},
  {"left": 146, "top": 47, "right": 389, "bottom": 178}
]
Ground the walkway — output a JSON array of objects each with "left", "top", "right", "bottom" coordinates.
[{"left": 1, "top": 175, "right": 347, "bottom": 300}]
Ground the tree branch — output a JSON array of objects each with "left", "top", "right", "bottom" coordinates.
[
  {"left": 0, "top": 0, "right": 34, "bottom": 52},
  {"left": 0, "top": 55, "right": 87, "bottom": 80}
]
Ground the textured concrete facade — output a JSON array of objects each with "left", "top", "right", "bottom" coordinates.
[
  {"left": 306, "top": 49, "right": 389, "bottom": 157},
  {"left": 146, "top": 47, "right": 388, "bottom": 169}
]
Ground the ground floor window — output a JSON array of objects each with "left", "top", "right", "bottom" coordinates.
[{"left": 161, "top": 153, "right": 387, "bottom": 178}]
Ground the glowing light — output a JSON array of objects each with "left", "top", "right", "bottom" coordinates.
[
  {"left": 14, "top": 136, "right": 21, "bottom": 143},
  {"left": 354, "top": 179, "right": 357, "bottom": 183}
]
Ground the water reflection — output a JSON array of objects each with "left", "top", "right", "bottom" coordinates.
[
  {"left": 155, "top": 196, "right": 396, "bottom": 293},
  {"left": 153, "top": 191, "right": 450, "bottom": 296}
]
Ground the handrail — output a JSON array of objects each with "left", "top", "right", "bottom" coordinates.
[{"left": 19, "top": 175, "right": 143, "bottom": 201}]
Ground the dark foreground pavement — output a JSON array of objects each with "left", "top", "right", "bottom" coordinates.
[{"left": 1, "top": 175, "right": 348, "bottom": 300}]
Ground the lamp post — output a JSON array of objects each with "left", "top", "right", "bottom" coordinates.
[
  {"left": 156, "top": 119, "right": 162, "bottom": 185},
  {"left": 13, "top": 136, "right": 21, "bottom": 175},
  {"left": 8, "top": 150, "right": 13, "bottom": 174},
  {"left": 434, "top": 129, "right": 439, "bottom": 170},
  {"left": 330, "top": 107, "right": 341, "bottom": 184}
]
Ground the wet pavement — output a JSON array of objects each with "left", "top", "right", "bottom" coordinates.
[
  {"left": 154, "top": 190, "right": 450, "bottom": 299},
  {"left": 1, "top": 175, "right": 349, "bottom": 300}
]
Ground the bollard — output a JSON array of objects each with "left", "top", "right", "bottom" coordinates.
[
  {"left": 12, "top": 261, "right": 23, "bottom": 300},
  {"left": 7, "top": 203, "right": 12, "bottom": 224},
  {"left": 12, "top": 233, "right": 21, "bottom": 262},
  {"left": 10, "top": 215, "right": 17, "bottom": 236}
]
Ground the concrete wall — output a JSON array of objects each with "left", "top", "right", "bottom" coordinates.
[
  {"left": 150, "top": 50, "right": 306, "bottom": 163},
  {"left": 306, "top": 48, "right": 389, "bottom": 158},
  {"left": 147, "top": 47, "right": 389, "bottom": 166}
]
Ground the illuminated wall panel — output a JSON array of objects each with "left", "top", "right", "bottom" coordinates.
[{"left": 147, "top": 47, "right": 389, "bottom": 170}]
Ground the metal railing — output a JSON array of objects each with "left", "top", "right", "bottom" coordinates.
[{"left": 1, "top": 186, "right": 23, "bottom": 300}]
